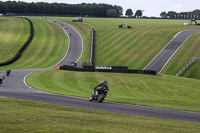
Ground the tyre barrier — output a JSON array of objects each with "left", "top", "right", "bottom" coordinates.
[
  {"left": 58, "top": 65, "right": 156, "bottom": 75},
  {"left": 0, "top": 17, "right": 34, "bottom": 66}
]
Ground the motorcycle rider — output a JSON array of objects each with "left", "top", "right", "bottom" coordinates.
[
  {"left": 93, "top": 81, "right": 109, "bottom": 96},
  {"left": 6, "top": 68, "right": 11, "bottom": 76},
  {"left": 0, "top": 73, "right": 5, "bottom": 85}
]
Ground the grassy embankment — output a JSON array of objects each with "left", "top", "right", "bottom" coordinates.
[
  {"left": 52, "top": 18, "right": 200, "bottom": 69},
  {"left": 182, "top": 59, "right": 200, "bottom": 79},
  {"left": 46, "top": 17, "right": 200, "bottom": 78},
  {"left": 161, "top": 32, "right": 200, "bottom": 78},
  {"left": 51, "top": 17, "right": 200, "bottom": 79},
  {"left": 26, "top": 69, "right": 200, "bottom": 113},
  {"left": 0, "top": 98, "right": 200, "bottom": 133},
  {"left": 0, "top": 18, "right": 68, "bottom": 71},
  {"left": 0, "top": 17, "right": 30, "bottom": 63}
]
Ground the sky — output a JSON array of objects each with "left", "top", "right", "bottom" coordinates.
[{"left": 2, "top": 0, "right": 200, "bottom": 17}]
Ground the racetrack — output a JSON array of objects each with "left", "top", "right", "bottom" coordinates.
[
  {"left": 1, "top": 19, "right": 200, "bottom": 123},
  {"left": 144, "top": 30, "right": 200, "bottom": 74}
]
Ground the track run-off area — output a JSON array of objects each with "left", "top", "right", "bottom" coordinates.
[{"left": 0, "top": 18, "right": 200, "bottom": 123}]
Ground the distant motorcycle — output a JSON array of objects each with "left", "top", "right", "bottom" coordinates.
[
  {"left": 6, "top": 68, "right": 11, "bottom": 76},
  {"left": 89, "top": 87, "right": 108, "bottom": 103},
  {"left": 0, "top": 73, "right": 5, "bottom": 85}
]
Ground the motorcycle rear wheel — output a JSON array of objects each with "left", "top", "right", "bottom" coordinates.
[
  {"left": 89, "top": 96, "right": 93, "bottom": 102},
  {"left": 97, "top": 93, "right": 105, "bottom": 103}
]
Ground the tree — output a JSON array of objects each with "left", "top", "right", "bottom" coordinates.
[
  {"left": 0, "top": 1, "right": 123, "bottom": 17},
  {"left": 114, "top": 5, "right": 123, "bottom": 17},
  {"left": 167, "top": 11, "right": 176, "bottom": 19},
  {"left": 125, "top": 9, "right": 133, "bottom": 17},
  {"left": 160, "top": 11, "right": 167, "bottom": 18},
  {"left": 135, "top": 10, "right": 142, "bottom": 18},
  {"left": 106, "top": 9, "right": 117, "bottom": 17}
]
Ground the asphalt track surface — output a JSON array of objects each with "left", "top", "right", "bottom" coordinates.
[
  {"left": 144, "top": 29, "right": 200, "bottom": 74},
  {"left": 1, "top": 19, "right": 200, "bottom": 123}
]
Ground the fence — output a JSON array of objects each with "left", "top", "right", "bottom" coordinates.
[
  {"left": 176, "top": 54, "right": 200, "bottom": 76},
  {"left": 0, "top": 17, "right": 34, "bottom": 66},
  {"left": 90, "top": 28, "right": 95, "bottom": 66}
]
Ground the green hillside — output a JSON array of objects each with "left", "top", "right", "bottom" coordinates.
[
  {"left": 0, "top": 18, "right": 68, "bottom": 71},
  {"left": 0, "top": 17, "right": 30, "bottom": 63},
  {"left": 51, "top": 17, "right": 200, "bottom": 70}
]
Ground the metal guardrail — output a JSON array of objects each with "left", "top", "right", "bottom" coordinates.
[
  {"left": 90, "top": 28, "right": 95, "bottom": 66},
  {"left": 176, "top": 54, "right": 200, "bottom": 76},
  {"left": 77, "top": 60, "right": 86, "bottom": 68}
]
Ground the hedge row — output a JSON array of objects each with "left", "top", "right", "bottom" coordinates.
[
  {"left": 0, "top": 17, "right": 34, "bottom": 66},
  {"left": 59, "top": 65, "right": 156, "bottom": 75}
]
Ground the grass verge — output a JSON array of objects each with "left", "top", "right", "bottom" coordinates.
[
  {"left": 26, "top": 69, "right": 200, "bottom": 113},
  {"left": 0, "top": 98, "right": 200, "bottom": 133}
]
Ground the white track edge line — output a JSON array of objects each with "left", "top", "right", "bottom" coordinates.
[
  {"left": 143, "top": 31, "right": 183, "bottom": 70},
  {"left": 158, "top": 34, "right": 193, "bottom": 74}
]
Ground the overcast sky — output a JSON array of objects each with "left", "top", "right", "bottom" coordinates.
[{"left": 2, "top": 0, "right": 200, "bottom": 17}]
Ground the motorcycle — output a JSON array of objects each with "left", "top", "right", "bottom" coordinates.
[
  {"left": 6, "top": 69, "right": 11, "bottom": 76},
  {"left": 0, "top": 73, "right": 5, "bottom": 85},
  {"left": 89, "top": 87, "right": 108, "bottom": 103}
]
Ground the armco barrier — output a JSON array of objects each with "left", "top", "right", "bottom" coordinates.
[
  {"left": 59, "top": 65, "right": 156, "bottom": 75},
  {"left": 0, "top": 17, "right": 34, "bottom": 66},
  {"left": 176, "top": 54, "right": 200, "bottom": 76},
  {"left": 90, "top": 28, "right": 95, "bottom": 66}
]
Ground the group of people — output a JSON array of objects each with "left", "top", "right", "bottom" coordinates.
[{"left": 0, "top": 68, "right": 11, "bottom": 85}]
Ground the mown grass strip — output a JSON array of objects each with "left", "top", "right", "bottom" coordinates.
[
  {"left": 26, "top": 69, "right": 200, "bottom": 113},
  {"left": 1, "top": 98, "right": 200, "bottom": 133}
]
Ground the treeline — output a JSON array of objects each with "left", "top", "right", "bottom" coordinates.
[
  {"left": 0, "top": 1, "right": 123, "bottom": 17},
  {"left": 160, "top": 9, "right": 200, "bottom": 19}
]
